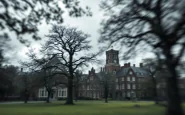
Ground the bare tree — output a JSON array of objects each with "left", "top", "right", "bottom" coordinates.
[
  {"left": 99, "top": 0, "right": 185, "bottom": 114},
  {"left": 25, "top": 50, "right": 68, "bottom": 103},
  {"left": 142, "top": 58, "right": 161, "bottom": 104},
  {"left": 44, "top": 25, "right": 98, "bottom": 104}
]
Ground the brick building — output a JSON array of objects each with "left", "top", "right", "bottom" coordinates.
[
  {"left": 36, "top": 48, "right": 185, "bottom": 100},
  {"left": 80, "top": 48, "right": 151, "bottom": 100}
]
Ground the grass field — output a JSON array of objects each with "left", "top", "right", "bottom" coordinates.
[{"left": 0, "top": 101, "right": 166, "bottom": 115}]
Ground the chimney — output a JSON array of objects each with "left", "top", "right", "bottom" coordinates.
[
  {"left": 140, "top": 63, "right": 143, "bottom": 67},
  {"left": 133, "top": 64, "right": 135, "bottom": 67},
  {"left": 128, "top": 63, "right": 130, "bottom": 67},
  {"left": 21, "top": 68, "right": 23, "bottom": 72},
  {"left": 101, "top": 67, "right": 102, "bottom": 72}
]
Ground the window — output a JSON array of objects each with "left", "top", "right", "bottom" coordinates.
[
  {"left": 129, "top": 71, "right": 132, "bottom": 75},
  {"left": 122, "top": 84, "right": 124, "bottom": 89},
  {"left": 127, "top": 84, "right": 130, "bottom": 89},
  {"left": 97, "top": 92, "right": 99, "bottom": 98},
  {"left": 133, "top": 84, "right": 136, "bottom": 89},
  {"left": 91, "top": 85, "right": 93, "bottom": 90},
  {"left": 116, "top": 84, "right": 119, "bottom": 89},
  {"left": 138, "top": 84, "right": 141, "bottom": 89},
  {"left": 58, "top": 88, "right": 67, "bottom": 97},
  {"left": 63, "top": 88, "right": 67, "bottom": 97},
  {"left": 87, "top": 85, "right": 89, "bottom": 90},
  {"left": 41, "top": 90, "right": 44, "bottom": 97},
  {"left": 122, "top": 77, "right": 124, "bottom": 81},
  {"left": 127, "top": 92, "right": 130, "bottom": 97},
  {"left": 58, "top": 88, "right": 63, "bottom": 97},
  {"left": 138, "top": 78, "right": 140, "bottom": 82},
  {"left": 39, "top": 87, "right": 47, "bottom": 97},
  {"left": 132, "top": 77, "right": 135, "bottom": 81},
  {"left": 116, "top": 78, "right": 118, "bottom": 82},
  {"left": 90, "top": 77, "right": 93, "bottom": 80},
  {"left": 127, "top": 77, "right": 130, "bottom": 81}
]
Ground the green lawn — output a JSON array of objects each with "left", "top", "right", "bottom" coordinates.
[{"left": 0, "top": 101, "right": 166, "bottom": 115}]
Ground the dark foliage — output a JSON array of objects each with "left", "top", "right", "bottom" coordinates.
[
  {"left": 99, "top": 0, "right": 185, "bottom": 115},
  {"left": 0, "top": 0, "right": 91, "bottom": 44}
]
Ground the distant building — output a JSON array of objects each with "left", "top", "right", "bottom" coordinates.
[
  {"left": 36, "top": 56, "right": 68, "bottom": 100},
  {"left": 79, "top": 48, "right": 151, "bottom": 100},
  {"left": 35, "top": 48, "right": 185, "bottom": 101}
]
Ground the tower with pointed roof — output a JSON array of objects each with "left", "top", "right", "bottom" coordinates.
[{"left": 105, "top": 48, "right": 120, "bottom": 73}]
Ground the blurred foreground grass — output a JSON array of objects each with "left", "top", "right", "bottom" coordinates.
[{"left": 0, "top": 101, "right": 167, "bottom": 115}]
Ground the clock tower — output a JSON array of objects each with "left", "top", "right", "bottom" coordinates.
[{"left": 105, "top": 48, "right": 120, "bottom": 73}]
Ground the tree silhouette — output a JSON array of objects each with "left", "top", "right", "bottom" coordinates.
[
  {"left": 44, "top": 25, "right": 98, "bottom": 104},
  {"left": 0, "top": 0, "right": 91, "bottom": 43},
  {"left": 99, "top": 0, "right": 185, "bottom": 115}
]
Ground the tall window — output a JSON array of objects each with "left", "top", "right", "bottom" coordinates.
[
  {"left": 132, "top": 77, "right": 135, "bottom": 81},
  {"left": 122, "top": 84, "right": 124, "bottom": 89},
  {"left": 58, "top": 88, "right": 62, "bottom": 97},
  {"left": 127, "top": 77, "right": 130, "bottom": 81},
  {"left": 97, "top": 92, "right": 99, "bottom": 98},
  {"left": 127, "top": 84, "right": 130, "bottom": 89},
  {"left": 58, "top": 88, "right": 67, "bottom": 97},
  {"left": 138, "top": 78, "right": 140, "bottom": 82},
  {"left": 122, "top": 77, "right": 124, "bottom": 81},
  {"left": 129, "top": 71, "right": 132, "bottom": 75},
  {"left": 87, "top": 85, "right": 89, "bottom": 90},
  {"left": 133, "top": 84, "right": 136, "bottom": 89},
  {"left": 116, "top": 78, "right": 118, "bottom": 82},
  {"left": 138, "top": 84, "right": 141, "bottom": 89},
  {"left": 127, "top": 92, "right": 130, "bottom": 97},
  {"left": 122, "top": 92, "right": 125, "bottom": 97},
  {"left": 39, "top": 87, "right": 47, "bottom": 97},
  {"left": 116, "top": 84, "right": 119, "bottom": 89}
]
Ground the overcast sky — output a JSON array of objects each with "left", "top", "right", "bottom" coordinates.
[{"left": 5, "top": 0, "right": 155, "bottom": 74}]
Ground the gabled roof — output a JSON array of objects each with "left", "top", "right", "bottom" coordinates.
[
  {"left": 116, "top": 68, "right": 129, "bottom": 77},
  {"left": 44, "top": 56, "right": 67, "bottom": 72},
  {"left": 45, "top": 56, "right": 61, "bottom": 67},
  {"left": 116, "top": 66, "right": 150, "bottom": 77},
  {"left": 131, "top": 67, "right": 151, "bottom": 77}
]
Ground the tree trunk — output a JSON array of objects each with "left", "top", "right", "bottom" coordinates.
[
  {"left": 65, "top": 77, "right": 74, "bottom": 105},
  {"left": 154, "top": 87, "right": 158, "bottom": 104},
  {"left": 104, "top": 86, "right": 108, "bottom": 103},
  {"left": 46, "top": 90, "right": 50, "bottom": 103},
  {"left": 24, "top": 93, "right": 28, "bottom": 104},
  {"left": 153, "top": 82, "right": 158, "bottom": 104},
  {"left": 75, "top": 88, "right": 78, "bottom": 102},
  {"left": 166, "top": 64, "right": 184, "bottom": 115}
]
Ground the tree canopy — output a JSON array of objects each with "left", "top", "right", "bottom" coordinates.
[
  {"left": 99, "top": 0, "right": 185, "bottom": 115},
  {"left": 0, "top": 0, "right": 91, "bottom": 44}
]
